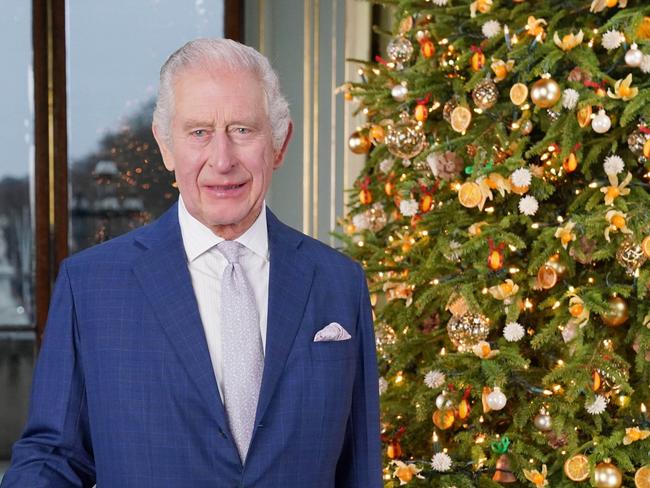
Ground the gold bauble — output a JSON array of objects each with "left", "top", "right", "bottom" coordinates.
[
  {"left": 348, "top": 131, "right": 371, "bottom": 154},
  {"left": 564, "top": 454, "right": 590, "bottom": 482},
  {"left": 601, "top": 296, "right": 629, "bottom": 327},
  {"left": 530, "top": 77, "right": 561, "bottom": 108},
  {"left": 385, "top": 112, "right": 426, "bottom": 159},
  {"left": 446, "top": 312, "right": 490, "bottom": 352},
  {"left": 520, "top": 119, "right": 533, "bottom": 135},
  {"left": 533, "top": 411, "right": 553, "bottom": 431},
  {"left": 616, "top": 239, "right": 647, "bottom": 275},
  {"left": 594, "top": 461, "right": 622, "bottom": 488},
  {"left": 635, "top": 465, "right": 650, "bottom": 488},
  {"left": 472, "top": 78, "right": 499, "bottom": 110}
]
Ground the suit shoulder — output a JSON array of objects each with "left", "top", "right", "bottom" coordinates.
[{"left": 63, "top": 223, "right": 152, "bottom": 273}]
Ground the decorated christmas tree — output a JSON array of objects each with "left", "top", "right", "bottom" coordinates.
[{"left": 340, "top": 0, "right": 650, "bottom": 486}]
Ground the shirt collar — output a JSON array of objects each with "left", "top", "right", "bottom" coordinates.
[{"left": 178, "top": 196, "right": 269, "bottom": 262}]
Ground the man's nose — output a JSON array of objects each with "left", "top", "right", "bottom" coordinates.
[{"left": 210, "top": 131, "right": 236, "bottom": 172}]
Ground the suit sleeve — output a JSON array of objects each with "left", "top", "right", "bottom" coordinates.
[
  {"left": 335, "top": 263, "right": 382, "bottom": 487},
  {"left": 1, "top": 261, "right": 96, "bottom": 488}
]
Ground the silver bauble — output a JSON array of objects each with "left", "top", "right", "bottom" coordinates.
[
  {"left": 592, "top": 110, "right": 611, "bottom": 134},
  {"left": 391, "top": 84, "right": 409, "bottom": 102},
  {"left": 628, "top": 129, "right": 649, "bottom": 155},
  {"left": 625, "top": 44, "right": 643, "bottom": 68},
  {"left": 533, "top": 412, "right": 553, "bottom": 431}
]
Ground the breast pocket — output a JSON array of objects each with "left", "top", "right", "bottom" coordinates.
[{"left": 310, "top": 339, "right": 356, "bottom": 361}]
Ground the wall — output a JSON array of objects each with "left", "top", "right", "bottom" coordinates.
[{"left": 244, "top": 0, "right": 370, "bottom": 246}]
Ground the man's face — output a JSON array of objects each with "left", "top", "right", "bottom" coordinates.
[{"left": 154, "top": 66, "right": 291, "bottom": 239}]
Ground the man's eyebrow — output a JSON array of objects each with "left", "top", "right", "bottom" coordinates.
[{"left": 181, "top": 119, "right": 213, "bottom": 130}]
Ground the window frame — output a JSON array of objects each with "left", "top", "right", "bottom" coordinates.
[{"left": 0, "top": 0, "right": 243, "bottom": 344}]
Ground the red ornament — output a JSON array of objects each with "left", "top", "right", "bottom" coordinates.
[{"left": 487, "top": 239, "right": 506, "bottom": 271}]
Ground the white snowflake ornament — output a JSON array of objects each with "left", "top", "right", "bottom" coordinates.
[
  {"left": 586, "top": 394, "right": 609, "bottom": 415},
  {"left": 379, "top": 158, "right": 394, "bottom": 173},
  {"left": 519, "top": 195, "right": 539, "bottom": 216},
  {"left": 503, "top": 321, "right": 525, "bottom": 342},
  {"left": 425, "top": 370, "right": 446, "bottom": 389},
  {"left": 379, "top": 377, "right": 388, "bottom": 395},
  {"left": 482, "top": 20, "right": 501, "bottom": 38},
  {"left": 432, "top": 0, "right": 448, "bottom": 5},
  {"left": 352, "top": 213, "right": 370, "bottom": 231},
  {"left": 602, "top": 30, "right": 625, "bottom": 51},
  {"left": 603, "top": 154, "right": 625, "bottom": 175},
  {"left": 511, "top": 168, "right": 532, "bottom": 187},
  {"left": 399, "top": 199, "right": 419, "bottom": 217},
  {"left": 431, "top": 452, "right": 453, "bottom": 472},
  {"left": 562, "top": 88, "right": 579, "bottom": 110}
]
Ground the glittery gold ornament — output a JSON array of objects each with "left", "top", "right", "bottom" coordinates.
[
  {"left": 443, "top": 97, "right": 458, "bottom": 123},
  {"left": 386, "top": 36, "right": 414, "bottom": 67},
  {"left": 628, "top": 130, "right": 649, "bottom": 155},
  {"left": 348, "top": 131, "right": 371, "bottom": 154},
  {"left": 367, "top": 205, "right": 387, "bottom": 232},
  {"left": 601, "top": 296, "right": 629, "bottom": 327},
  {"left": 530, "top": 77, "right": 561, "bottom": 108},
  {"left": 472, "top": 78, "right": 499, "bottom": 109},
  {"left": 446, "top": 312, "right": 490, "bottom": 352},
  {"left": 564, "top": 454, "right": 590, "bottom": 482},
  {"left": 594, "top": 460, "right": 622, "bottom": 488},
  {"left": 385, "top": 113, "right": 426, "bottom": 159},
  {"left": 616, "top": 239, "right": 647, "bottom": 275}
]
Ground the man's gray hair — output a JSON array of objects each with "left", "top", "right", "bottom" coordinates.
[{"left": 153, "top": 38, "right": 291, "bottom": 151}]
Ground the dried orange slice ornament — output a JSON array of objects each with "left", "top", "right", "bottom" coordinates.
[
  {"left": 564, "top": 454, "right": 590, "bottom": 482},
  {"left": 458, "top": 182, "right": 482, "bottom": 208},
  {"left": 450, "top": 106, "right": 472, "bottom": 132},
  {"left": 510, "top": 83, "right": 529, "bottom": 106}
]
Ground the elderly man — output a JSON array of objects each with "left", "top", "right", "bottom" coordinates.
[{"left": 2, "top": 39, "right": 381, "bottom": 487}]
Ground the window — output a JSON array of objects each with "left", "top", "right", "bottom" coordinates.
[{"left": 0, "top": 0, "right": 241, "bottom": 464}]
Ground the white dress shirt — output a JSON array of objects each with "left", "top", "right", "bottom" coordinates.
[{"left": 177, "top": 197, "right": 269, "bottom": 401}]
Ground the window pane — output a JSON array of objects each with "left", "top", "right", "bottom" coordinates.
[
  {"left": 67, "top": 1, "right": 224, "bottom": 252},
  {"left": 0, "top": 1, "right": 35, "bottom": 464}
]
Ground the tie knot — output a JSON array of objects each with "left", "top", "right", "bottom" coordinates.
[{"left": 217, "top": 240, "right": 244, "bottom": 264}]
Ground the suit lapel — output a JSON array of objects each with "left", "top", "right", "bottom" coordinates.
[
  {"left": 254, "top": 209, "right": 315, "bottom": 426},
  {"left": 131, "top": 205, "right": 230, "bottom": 436}
]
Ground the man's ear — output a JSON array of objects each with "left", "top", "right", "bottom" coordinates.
[
  {"left": 273, "top": 121, "right": 293, "bottom": 170},
  {"left": 152, "top": 123, "right": 175, "bottom": 171}
]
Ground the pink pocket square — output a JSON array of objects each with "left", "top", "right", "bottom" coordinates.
[{"left": 313, "top": 322, "right": 352, "bottom": 342}]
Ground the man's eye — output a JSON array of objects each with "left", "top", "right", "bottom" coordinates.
[
  {"left": 233, "top": 127, "right": 251, "bottom": 135},
  {"left": 192, "top": 129, "right": 207, "bottom": 137}
]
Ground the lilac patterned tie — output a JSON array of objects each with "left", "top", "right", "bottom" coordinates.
[{"left": 217, "top": 240, "right": 264, "bottom": 462}]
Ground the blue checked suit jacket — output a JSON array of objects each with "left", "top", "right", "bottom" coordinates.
[{"left": 2, "top": 204, "right": 382, "bottom": 487}]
